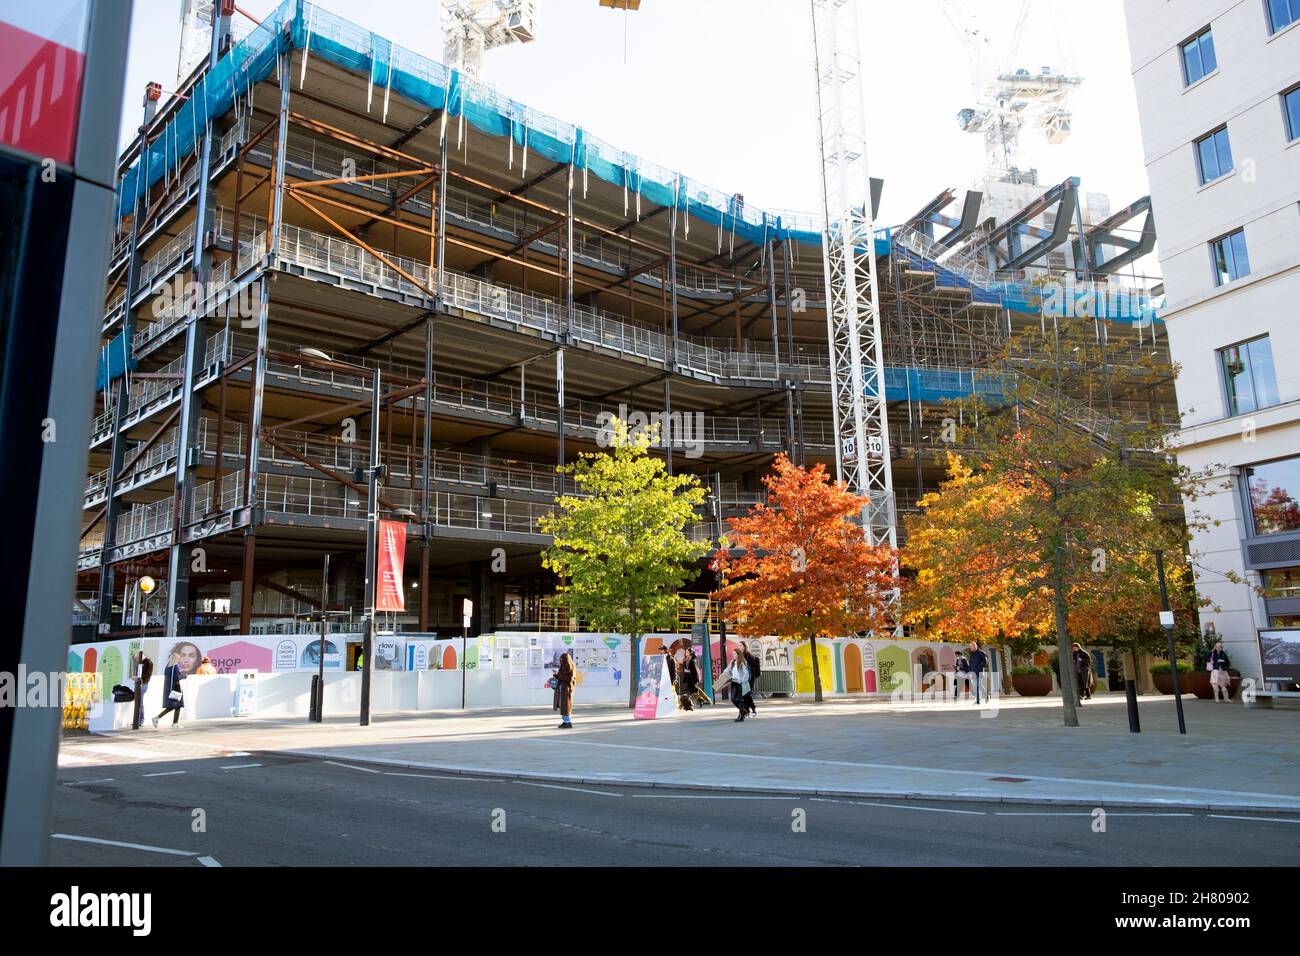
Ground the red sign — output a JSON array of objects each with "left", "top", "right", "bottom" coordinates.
[
  {"left": 376, "top": 519, "right": 407, "bottom": 612},
  {"left": 0, "top": 3, "right": 90, "bottom": 165}
]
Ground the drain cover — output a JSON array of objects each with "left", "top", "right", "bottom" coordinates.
[{"left": 988, "top": 776, "right": 1030, "bottom": 783}]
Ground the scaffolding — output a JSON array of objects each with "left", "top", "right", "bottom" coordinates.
[{"left": 78, "top": 0, "right": 1173, "bottom": 643}]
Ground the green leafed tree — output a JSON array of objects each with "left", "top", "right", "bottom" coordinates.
[{"left": 538, "top": 418, "right": 708, "bottom": 706}]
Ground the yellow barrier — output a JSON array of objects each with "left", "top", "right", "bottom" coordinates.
[{"left": 62, "top": 672, "right": 102, "bottom": 732}]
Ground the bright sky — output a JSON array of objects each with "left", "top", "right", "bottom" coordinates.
[{"left": 118, "top": 0, "right": 1150, "bottom": 229}]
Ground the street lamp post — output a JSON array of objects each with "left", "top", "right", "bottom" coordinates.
[
  {"left": 132, "top": 576, "right": 157, "bottom": 730},
  {"left": 360, "top": 369, "right": 381, "bottom": 727},
  {"left": 1155, "top": 549, "right": 1187, "bottom": 735}
]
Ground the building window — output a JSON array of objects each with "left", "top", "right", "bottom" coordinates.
[
  {"left": 1210, "top": 228, "right": 1251, "bottom": 285},
  {"left": 1220, "top": 335, "right": 1279, "bottom": 415},
  {"left": 1195, "top": 126, "right": 1234, "bottom": 183},
  {"left": 1268, "top": 0, "right": 1300, "bottom": 33},
  {"left": 1285, "top": 85, "right": 1300, "bottom": 142},
  {"left": 1246, "top": 457, "right": 1300, "bottom": 536},
  {"left": 1180, "top": 28, "right": 1217, "bottom": 86},
  {"left": 1262, "top": 567, "right": 1300, "bottom": 598}
]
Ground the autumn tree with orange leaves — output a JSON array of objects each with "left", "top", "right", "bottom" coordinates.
[
  {"left": 902, "top": 317, "right": 1216, "bottom": 727},
  {"left": 712, "top": 455, "right": 898, "bottom": 702}
]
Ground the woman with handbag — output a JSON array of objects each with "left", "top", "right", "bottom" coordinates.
[
  {"left": 1209, "top": 642, "right": 1233, "bottom": 702},
  {"left": 553, "top": 651, "right": 576, "bottom": 729},
  {"left": 724, "top": 648, "right": 751, "bottom": 723},
  {"left": 152, "top": 652, "right": 185, "bottom": 729}
]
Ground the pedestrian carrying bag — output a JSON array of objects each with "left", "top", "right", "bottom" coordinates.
[{"left": 168, "top": 689, "right": 182, "bottom": 702}]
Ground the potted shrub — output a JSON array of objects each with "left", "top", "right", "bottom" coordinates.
[
  {"left": 1149, "top": 660, "right": 1195, "bottom": 695},
  {"left": 1011, "top": 664, "right": 1053, "bottom": 697}
]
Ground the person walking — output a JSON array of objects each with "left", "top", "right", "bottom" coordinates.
[
  {"left": 953, "top": 650, "right": 969, "bottom": 701},
  {"left": 133, "top": 651, "right": 154, "bottom": 730},
  {"left": 1071, "top": 643, "right": 1093, "bottom": 702},
  {"left": 724, "top": 648, "right": 751, "bottom": 722},
  {"left": 553, "top": 651, "right": 576, "bottom": 729},
  {"left": 152, "top": 652, "right": 185, "bottom": 729},
  {"left": 1209, "top": 641, "right": 1233, "bottom": 702},
  {"left": 678, "top": 647, "right": 700, "bottom": 711},
  {"left": 967, "top": 641, "right": 987, "bottom": 704},
  {"left": 661, "top": 645, "right": 677, "bottom": 687},
  {"left": 742, "top": 641, "right": 762, "bottom": 716}
]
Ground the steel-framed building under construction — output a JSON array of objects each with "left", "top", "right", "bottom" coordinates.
[{"left": 76, "top": 1, "right": 1173, "bottom": 643}]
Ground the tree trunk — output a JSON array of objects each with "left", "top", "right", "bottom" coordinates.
[
  {"left": 808, "top": 634, "right": 823, "bottom": 703},
  {"left": 1051, "top": 553, "right": 1080, "bottom": 728}
]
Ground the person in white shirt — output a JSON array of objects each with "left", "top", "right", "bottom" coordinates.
[{"left": 725, "top": 648, "right": 751, "bottom": 723}]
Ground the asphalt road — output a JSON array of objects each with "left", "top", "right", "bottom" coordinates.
[{"left": 50, "top": 753, "right": 1300, "bottom": 867}]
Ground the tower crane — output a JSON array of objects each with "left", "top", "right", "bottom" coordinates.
[
  {"left": 937, "top": 0, "right": 1081, "bottom": 183},
  {"left": 809, "top": 0, "right": 895, "bottom": 549},
  {"left": 442, "top": 0, "right": 541, "bottom": 79}
]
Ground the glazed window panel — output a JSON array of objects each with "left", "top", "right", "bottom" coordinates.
[
  {"left": 1210, "top": 228, "right": 1251, "bottom": 286},
  {"left": 1181, "top": 28, "right": 1217, "bottom": 85},
  {"left": 1220, "top": 335, "right": 1279, "bottom": 416},
  {"left": 1285, "top": 86, "right": 1300, "bottom": 142},
  {"left": 1246, "top": 457, "right": 1300, "bottom": 536},
  {"left": 1268, "top": 0, "right": 1300, "bottom": 33},
  {"left": 1195, "top": 126, "right": 1233, "bottom": 183}
]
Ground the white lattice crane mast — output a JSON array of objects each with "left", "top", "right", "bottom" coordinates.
[
  {"left": 442, "top": 0, "right": 541, "bottom": 79},
  {"left": 810, "top": 0, "right": 895, "bottom": 549}
]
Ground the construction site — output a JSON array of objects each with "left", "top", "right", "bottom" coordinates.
[{"left": 76, "top": 0, "right": 1173, "bottom": 646}]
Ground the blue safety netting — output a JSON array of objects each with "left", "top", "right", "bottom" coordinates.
[
  {"left": 115, "top": 4, "right": 290, "bottom": 218},
  {"left": 96, "top": 330, "right": 135, "bottom": 391},
  {"left": 884, "top": 366, "right": 1007, "bottom": 404},
  {"left": 115, "top": 0, "right": 1160, "bottom": 327}
]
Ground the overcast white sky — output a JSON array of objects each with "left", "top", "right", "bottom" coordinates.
[{"left": 118, "top": 0, "right": 1151, "bottom": 227}]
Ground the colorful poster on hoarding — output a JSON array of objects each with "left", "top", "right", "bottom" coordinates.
[
  {"left": 376, "top": 519, "right": 406, "bottom": 612},
  {"left": 634, "top": 654, "right": 677, "bottom": 720},
  {"left": 301, "top": 638, "right": 342, "bottom": 670}
]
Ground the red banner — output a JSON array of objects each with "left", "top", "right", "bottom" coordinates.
[{"left": 376, "top": 520, "right": 407, "bottom": 612}]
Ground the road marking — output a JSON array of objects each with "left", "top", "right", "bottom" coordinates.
[
  {"left": 384, "top": 771, "right": 494, "bottom": 782},
  {"left": 1210, "top": 814, "right": 1300, "bottom": 825},
  {"left": 52, "top": 834, "right": 195, "bottom": 857},
  {"left": 196, "top": 856, "right": 223, "bottom": 867},
  {"left": 324, "top": 760, "right": 381, "bottom": 774},
  {"left": 814, "top": 797, "right": 985, "bottom": 815},
  {"left": 536, "top": 739, "right": 1300, "bottom": 803},
  {"left": 995, "top": 811, "right": 1195, "bottom": 817},
  {"left": 219, "top": 763, "right": 262, "bottom": 770},
  {"left": 142, "top": 771, "right": 186, "bottom": 777},
  {"left": 631, "top": 794, "right": 797, "bottom": 801},
  {"left": 516, "top": 781, "right": 623, "bottom": 797},
  {"left": 62, "top": 778, "right": 115, "bottom": 786},
  {"left": 228, "top": 751, "right": 251, "bottom": 756}
]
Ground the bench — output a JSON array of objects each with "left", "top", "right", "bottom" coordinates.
[{"left": 1243, "top": 679, "right": 1300, "bottom": 709}]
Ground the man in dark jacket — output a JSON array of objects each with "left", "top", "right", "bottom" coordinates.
[
  {"left": 133, "top": 651, "right": 154, "bottom": 730},
  {"left": 967, "top": 641, "right": 987, "bottom": 704},
  {"left": 742, "top": 642, "right": 762, "bottom": 716}
]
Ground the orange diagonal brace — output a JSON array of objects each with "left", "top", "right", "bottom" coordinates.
[{"left": 286, "top": 190, "right": 436, "bottom": 299}]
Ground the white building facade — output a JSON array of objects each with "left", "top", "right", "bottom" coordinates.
[{"left": 1124, "top": 0, "right": 1300, "bottom": 680}]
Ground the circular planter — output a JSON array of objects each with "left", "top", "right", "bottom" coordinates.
[
  {"left": 1186, "top": 671, "right": 1213, "bottom": 699},
  {"left": 1151, "top": 670, "right": 1195, "bottom": 695},
  {"left": 1011, "top": 672, "right": 1053, "bottom": 697},
  {"left": 1190, "top": 671, "right": 1241, "bottom": 701}
]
